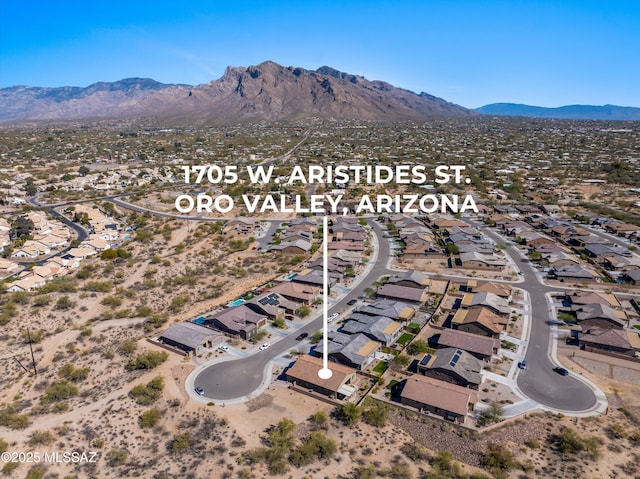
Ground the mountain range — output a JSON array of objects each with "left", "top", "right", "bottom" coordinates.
[
  {"left": 2, "top": 62, "right": 637, "bottom": 123},
  {"left": 475, "top": 103, "right": 640, "bottom": 121},
  {"left": 0, "top": 61, "right": 471, "bottom": 123}
]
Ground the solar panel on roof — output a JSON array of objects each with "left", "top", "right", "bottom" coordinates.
[
  {"left": 420, "top": 354, "right": 432, "bottom": 366},
  {"left": 449, "top": 352, "right": 461, "bottom": 367},
  {"left": 259, "top": 298, "right": 269, "bottom": 305}
]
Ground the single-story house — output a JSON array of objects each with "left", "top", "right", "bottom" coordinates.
[
  {"left": 387, "top": 270, "right": 431, "bottom": 289},
  {"left": 376, "top": 284, "right": 427, "bottom": 304},
  {"left": 548, "top": 265, "right": 600, "bottom": 282},
  {"left": 356, "top": 299, "right": 417, "bottom": 322},
  {"left": 577, "top": 327, "right": 640, "bottom": 357},
  {"left": 417, "top": 348, "right": 483, "bottom": 389},
  {"left": 398, "top": 374, "right": 478, "bottom": 423},
  {"left": 314, "top": 332, "right": 380, "bottom": 370},
  {"left": 246, "top": 292, "right": 298, "bottom": 319},
  {"left": 206, "top": 305, "right": 267, "bottom": 340},
  {"left": 572, "top": 303, "right": 626, "bottom": 330},
  {"left": 158, "top": 322, "right": 224, "bottom": 355},
  {"left": 451, "top": 308, "right": 507, "bottom": 338},
  {"left": 341, "top": 313, "right": 403, "bottom": 346},
  {"left": 461, "top": 292, "right": 511, "bottom": 316},
  {"left": 465, "top": 280, "right": 512, "bottom": 300},
  {"left": 437, "top": 329, "right": 499, "bottom": 361},
  {"left": 269, "top": 282, "right": 321, "bottom": 304},
  {"left": 286, "top": 355, "right": 357, "bottom": 399},
  {"left": 271, "top": 239, "right": 312, "bottom": 255}
]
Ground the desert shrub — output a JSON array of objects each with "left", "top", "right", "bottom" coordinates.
[
  {"left": 362, "top": 403, "right": 389, "bottom": 427},
  {"left": 477, "top": 402, "right": 504, "bottom": 427},
  {"left": 481, "top": 444, "right": 517, "bottom": 479},
  {"left": 55, "top": 296, "right": 75, "bottom": 310},
  {"left": 0, "top": 404, "right": 31, "bottom": 429},
  {"left": 309, "top": 410, "right": 328, "bottom": 429},
  {"left": 25, "top": 465, "right": 47, "bottom": 479},
  {"left": 22, "top": 329, "right": 45, "bottom": 343},
  {"left": 335, "top": 403, "right": 362, "bottom": 426},
  {"left": 28, "top": 430, "right": 55, "bottom": 446},
  {"left": 556, "top": 427, "right": 601, "bottom": 460},
  {"left": 117, "top": 339, "right": 138, "bottom": 355},
  {"left": 106, "top": 448, "right": 128, "bottom": 467},
  {"left": 42, "top": 380, "right": 79, "bottom": 403},
  {"left": 125, "top": 351, "right": 168, "bottom": 371},
  {"left": 101, "top": 296, "right": 123, "bottom": 308},
  {"left": 400, "top": 442, "right": 431, "bottom": 462},
  {"left": 139, "top": 408, "right": 162, "bottom": 428},
  {"left": 58, "top": 363, "right": 90, "bottom": 382},
  {"left": 129, "top": 376, "right": 164, "bottom": 405},
  {"left": 83, "top": 281, "right": 113, "bottom": 293},
  {"left": 170, "top": 433, "right": 192, "bottom": 454}
]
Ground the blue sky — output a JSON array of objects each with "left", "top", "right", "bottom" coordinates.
[{"left": 1, "top": 1, "right": 638, "bottom": 108}]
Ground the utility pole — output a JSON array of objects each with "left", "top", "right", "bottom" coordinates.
[{"left": 26, "top": 328, "right": 37, "bottom": 375}]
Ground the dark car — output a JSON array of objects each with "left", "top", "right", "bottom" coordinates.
[
  {"left": 347, "top": 299, "right": 357, "bottom": 306},
  {"left": 295, "top": 332, "right": 309, "bottom": 341},
  {"left": 518, "top": 360, "right": 527, "bottom": 370},
  {"left": 554, "top": 367, "right": 570, "bottom": 376}
]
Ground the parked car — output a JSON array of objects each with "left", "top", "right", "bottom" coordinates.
[
  {"left": 195, "top": 386, "right": 205, "bottom": 396},
  {"left": 259, "top": 342, "right": 271, "bottom": 351},
  {"left": 328, "top": 312, "right": 339, "bottom": 322},
  {"left": 347, "top": 299, "right": 357, "bottom": 306},
  {"left": 518, "top": 360, "right": 527, "bottom": 370},
  {"left": 285, "top": 314, "right": 294, "bottom": 320},
  {"left": 218, "top": 344, "right": 230, "bottom": 352},
  {"left": 295, "top": 332, "right": 309, "bottom": 341},
  {"left": 554, "top": 367, "right": 570, "bottom": 376}
]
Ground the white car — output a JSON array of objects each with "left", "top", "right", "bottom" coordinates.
[
  {"left": 218, "top": 344, "right": 230, "bottom": 352},
  {"left": 328, "top": 313, "right": 339, "bottom": 322},
  {"left": 259, "top": 342, "right": 271, "bottom": 351}
]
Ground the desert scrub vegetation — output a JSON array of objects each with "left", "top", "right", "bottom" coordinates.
[
  {"left": 0, "top": 403, "right": 31, "bottom": 429},
  {"left": 139, "top": 408, "right": 162, "bottom": 428},
  {"left": 125, "top": 350, "right": 168, "bottom": 371},
  {"left": 42, "top": 380, "right": 79, "bottom": 403},
  {"left": 554, "top": 426, "right": 602, "bottom": 460},
  {"left": 58, "top": 363, "right": 90, "bottom": 382},
  {"left": 28, "top": 430, "right": 56, "bottom": 446},
  {"left": 423, "top": 450, "right": 490, "bottom": 479},
  {"left": 243, "top": 417, "right": 337, "bottom": 475},
  {"left": 129, "top": 376, "right": 164, "bottom": 405}
]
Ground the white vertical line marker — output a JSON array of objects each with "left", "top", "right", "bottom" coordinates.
[{"left": 318, "top": 215, "right": 332, "bottom": 380}]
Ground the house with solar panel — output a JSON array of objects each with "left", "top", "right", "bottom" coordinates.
[
  {"left": 340, "top": 313, "right": 403, "bottom": 346},
  {"left": 206, "top": 305, "right": 267, "bottom": 340},
  {"left": 246, "top": 292, "right": 298, "bottom": 319},
  {"left": 314, "top": 331, "right": 380, "bottom": 370},
  {"left": 355, "top": 299, "right": 418, "bottom": 323},
  {"left": 417, "top": 348, "right": 483, "bottom": 389}
]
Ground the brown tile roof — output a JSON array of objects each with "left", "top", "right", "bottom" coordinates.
[
  {"left": 438, "top": 329, "right": 498, "bottom": 357},
  {"left": 377, "top": 284, "right": 425, "bottom": 303},
  {"left": 286, "top": 355, "right": 355, "bottom": 392},
  {"left": 401, "top": 374, "right": 478, "bottom": 416}
]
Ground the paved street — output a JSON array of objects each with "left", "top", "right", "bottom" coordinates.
[
  {"left": 193, "top": 218, "right": 392, "bottom": 400},
  {"left": 467, "top": 220, "right": 599, "bottom": 411}
]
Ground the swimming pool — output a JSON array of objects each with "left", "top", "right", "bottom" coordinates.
[{"left": 227, "top": 299, "right": 246, "bottom": 307}]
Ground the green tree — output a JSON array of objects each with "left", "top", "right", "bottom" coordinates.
[
  {"left": 407, "top": 339, "right": 432, "bottom": 355},
  {"left": 335, "top": 403, "right": 362, "bottom": 426},
  {"left": 139, "top": 408, "right": 162, "bottom": 428}
]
